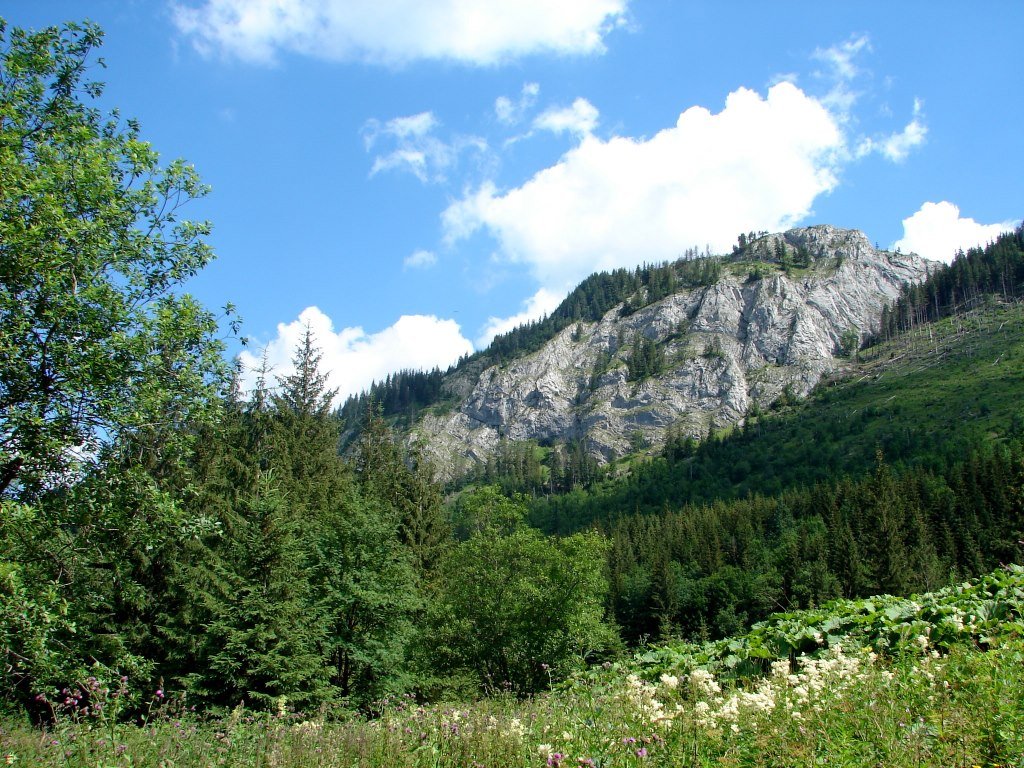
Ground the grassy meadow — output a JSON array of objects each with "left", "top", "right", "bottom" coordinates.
[{"left": 4, "top": 565, "right": 1023, "bottom": 767}]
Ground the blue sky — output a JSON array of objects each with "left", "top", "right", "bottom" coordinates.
[{"left": 5, "top": 1, "right": 1022, "bottom": 401}]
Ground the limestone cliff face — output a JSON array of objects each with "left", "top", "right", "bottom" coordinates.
[{"left": 408, "top": 226, "right": 932, "bottom": 480}]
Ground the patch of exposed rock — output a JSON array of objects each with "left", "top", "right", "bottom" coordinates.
[{"left": 408, "top": 226, "right": 932, "bottom": 481}]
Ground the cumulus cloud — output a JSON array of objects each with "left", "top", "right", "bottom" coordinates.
[
  {"left": 892, "top": 202, "right": 1019, "bottom": 264},
  {"left": 533, "top": 98, "right": 600, "bottom": 137},
  {"left": 444, "top": 82, "right": 844, "bottom": 294},
  {"left": 239, "top": 306, "right": 474, "bottom": 404},
  {"left": 403, "top": 249, "right": 437, "bottom": 269},
  {"left": 172, "top": 0, "right": 629, "bottom": 65},
  {"left": 475, "top": 288, "right": 563, "bottom": 348},
  {"left": 495, "top": 82, "right": 541, "bottom": 125},
  {"left": 363, "top": 112, "right": 487, "bottom": 183}
]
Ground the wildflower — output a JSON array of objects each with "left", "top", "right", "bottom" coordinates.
[
  {"left": 4, "top": 754, "right": 15, "bottom": 765},
  {"left": 915, "top": 635, "right": 929, "bottom": 651},
  {"left": 276, "top": 695, "right": 288, "bottom": 717},
  {"left": 505, "top": 718, "right": 526, "bottom": 738},
  {"left": 636, "top": 747, "right": 648, "bottom": 758},
  {"left": 562, "top": 731, "right": 573, "bottom": 742},
  {"left": 538, "top": 744, "right": 553, "bottom": 758},
  {"left": 155, "top": 688, "right": 164, "bottom": 700},
  {"left": 547, "top": 752, "right": 565, "bottom": 767},
  {"left": 689, "top": 668, "right": 721, "bottom": 696},
  {"left": 659, "top": 673, "right": 679, "bottom": 689}
]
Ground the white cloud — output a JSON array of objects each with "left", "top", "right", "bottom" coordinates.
[
  {"left": 444, "top": 82, "right": 844, "bottom": 294},
  {"left": 808, "top": 34, "right": 925, "bottom": 165},
  {"left": 404, "top": 249, "right": 437, "bottom": 269},
  {"left": 533, "top": 97, "right": 599, "bottom": 137},
  {"left": 376, "top": 111, "right": 438, "bottom": 140},
  {"left": 363, "top": 112, "right": 487, "bottom": 183},
  {"left": 173, "top": 0, "right": 629, "bottom": 65},
  {"left": 239, "top": 306, "right": 474, "bottom": 404},
  {"left": 813, "top": 34, "right": 871, "bottom": 82},
  {"left": 475, "top": 288, "right": 563, "bottom": 348},
  {"left": 812, "top": 34, "right": 871, "bottom": 116},
  {"left": 857, "top": 98, "right": 927, "bottom": 162},
  {"left": 892, "top": 202, "right": 1018, "bottom": 264},
  {"left": 495, "top": 82, "right": 541, "bottom": 125},
  {"left": 879, "top": 117, "right": 927, "bottom": 162}
]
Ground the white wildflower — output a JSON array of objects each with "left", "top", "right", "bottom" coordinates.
[{"left": 689, "top": 669, "right": 721, "bottom": 696}]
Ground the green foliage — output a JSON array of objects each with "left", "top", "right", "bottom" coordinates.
[
  {"left": 472, "top": 439, "right": 547, "bottom": 497},
  {"left": 170, "top": 331, "right": 425, "bottom": 711},
  {"left": 312, "top": 484, "right": 419, "bottom": 706},
  {"left": 632, "top": 563, "right": 1024, "bottom": 679},
  {"left": 0, "top": 19, "right": 226, "bottom": 501},
  {"left": 564, "top": 442, "right": 1024, "bottom": 643},
  {"left": 626, "top": 335, "right": 666, "bottom": 381},
  {"left": 353, "top": 410, "right": 449, "bottom": 574},
  {"left": 427, "top": 487, "right": 618, "bottom": 694},
  {"left": 338, "top": 367, "right": 449, "bottom": 437},
  {"left": 179, "top": 475, "right": 330, "bottom": 712},
  {"left": 837, "top": 327, "right": 860, "bottom": 357},
  {"left": 0, "top": 21, "right": 231, "bottom": 712}
]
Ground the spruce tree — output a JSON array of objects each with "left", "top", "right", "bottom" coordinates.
[{"left": 181, "top": 473, "right": 329, "bottom": 711}]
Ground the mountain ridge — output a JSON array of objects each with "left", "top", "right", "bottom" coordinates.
[{"left": 397, "top": 225, "right": 932, "bottom": 481}]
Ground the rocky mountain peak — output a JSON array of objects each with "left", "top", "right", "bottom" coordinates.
[{"left": 408, "top": 227, "right": 933, "bottom": 481}]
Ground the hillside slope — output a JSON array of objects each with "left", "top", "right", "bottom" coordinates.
[{"left": 529, "top": 299, "right": 1024, "bottom": 532}]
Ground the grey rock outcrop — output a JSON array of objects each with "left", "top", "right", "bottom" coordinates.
[{"left": 408, "top": 226, "right": 932, "bottom": 481}]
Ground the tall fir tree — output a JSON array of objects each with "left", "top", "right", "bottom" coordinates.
[{"left": 178, "top": 473, "right": 329, "bottom": 711}]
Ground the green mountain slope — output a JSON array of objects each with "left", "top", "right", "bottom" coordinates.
[{"left": 529, "top": 299, "right": 1024, "bottom": 534}]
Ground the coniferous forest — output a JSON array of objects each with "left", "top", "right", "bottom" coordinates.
[{"left": 2, "top": 18, "right": 1024, "bottom": 768}]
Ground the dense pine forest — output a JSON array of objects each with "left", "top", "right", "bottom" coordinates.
[{"left": 2, "top": 20, "right": 1023, "bottom": 765}]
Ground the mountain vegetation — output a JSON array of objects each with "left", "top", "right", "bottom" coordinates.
[{"left": 1, "top": 19, "right": 1023, "bottom": 768}]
